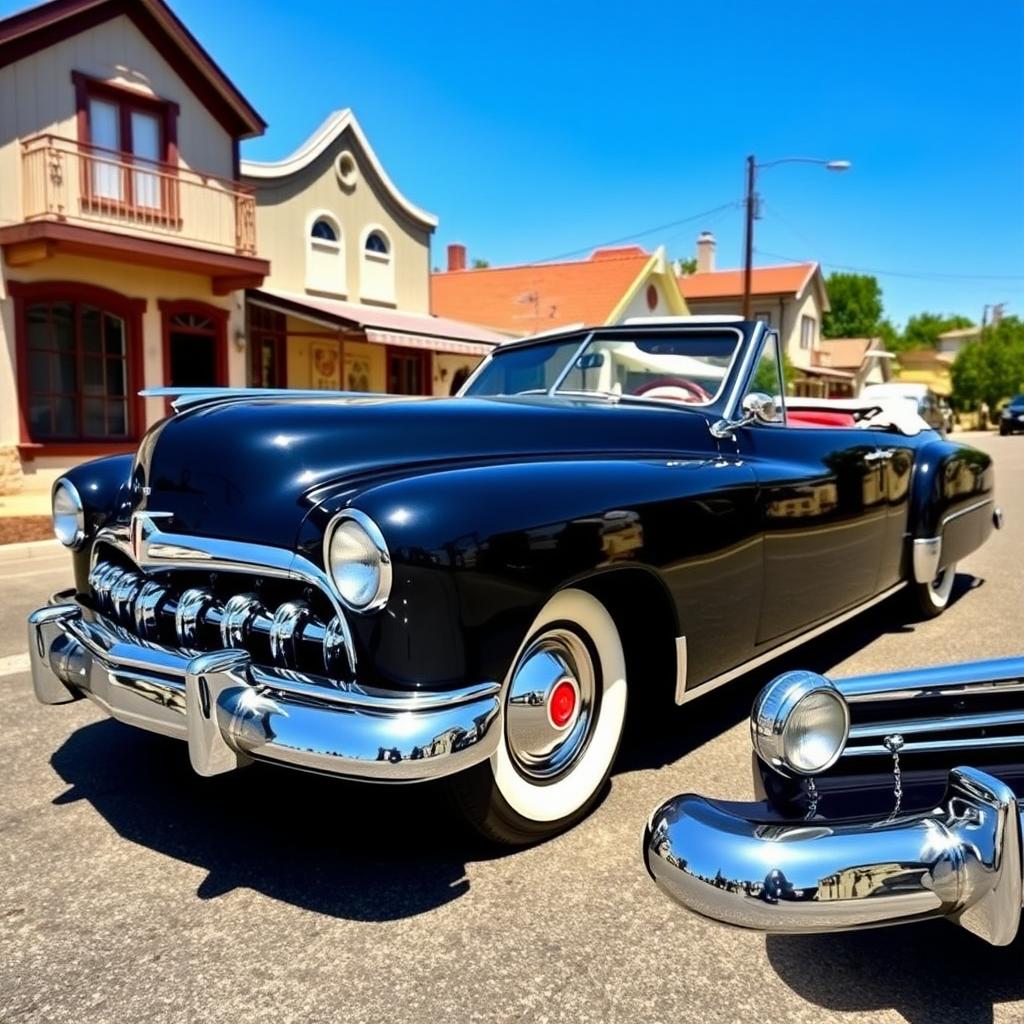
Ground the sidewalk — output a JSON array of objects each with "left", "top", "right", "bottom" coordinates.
[{"left": 0, "top": 487, "right": 51, "bottom": 518}]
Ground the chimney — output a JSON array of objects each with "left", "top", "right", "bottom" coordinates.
[
  {"left": 696, "top": 231, "right": 716, "bottom": 274},
  {"left": 447, "top": 243, "right": 467, "bottom": 272}
]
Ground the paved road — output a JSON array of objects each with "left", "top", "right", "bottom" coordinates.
[{"left": 3, "top": 433, "right": 1024, "bottom": 1024}]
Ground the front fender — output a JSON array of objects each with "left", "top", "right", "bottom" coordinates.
[{"left": 297, "top": 456, "right": 758, "bottom": 691}]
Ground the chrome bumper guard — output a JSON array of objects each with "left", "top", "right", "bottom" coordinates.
[
  {"left": 644, "top": 766, "right": 1023, "bottom": 946},
  {"left": 29, "top": 599, "right": 501, "bottom": 782}
]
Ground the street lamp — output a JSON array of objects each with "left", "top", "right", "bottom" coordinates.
[{"left": 742, "top": 155, "right": 851, "bottom": 318}]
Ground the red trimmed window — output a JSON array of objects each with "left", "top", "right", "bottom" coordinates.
[
  {"left": 387, "top": 347, "right": 430, "bottom": 395},
  {"left": 249, "top": 306, "right": 287, "bottom": 388},
  {"left": 159, "top": 300, "right": 228, "bottom": 389},
  {"left": 12, "top": 282, "right": 145, "bottom": 445},
  {"left": 73, "top": 71, "right": 179, "bottom": 217}
]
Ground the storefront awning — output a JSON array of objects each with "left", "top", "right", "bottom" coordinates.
[{"left": 249, "top": 288, "right": 504, "bottom": 356}]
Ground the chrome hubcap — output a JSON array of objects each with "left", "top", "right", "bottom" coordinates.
[{"left": 505, "top": 628, "right": 596, "bottom": 780}]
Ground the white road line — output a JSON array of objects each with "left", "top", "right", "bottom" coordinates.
[
  {"left": 0, "top": 565, "right": 72, "bottom": 581},
  {"left": 0, "top": 652, "right": 31, "bottom": 678}
]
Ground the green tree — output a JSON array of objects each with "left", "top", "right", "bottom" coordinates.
[
  {"left": 676, "top": 257, "right": 698, "bottom": 275},
  {"left": 471, "top": 258, "right": 491, "bottom": 269},
  {"left": 901, "top": 312, "right": 974, "bottom": 351},
  {"left": 951, "top": 316, "right": 1024, "bottom": 409},
  {"left": 822, "top": 273, "right": 884, "bottom": 338}
]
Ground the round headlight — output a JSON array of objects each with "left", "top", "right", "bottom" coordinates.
[
  {"left": 324, "top": 510, "right": 392, "bottom": 611},
  {"left": 52, "top": 479, "right": 85, "bottom": 549},
  {"left": 750, "top": 670, "right": 849, "bottom": 776}
]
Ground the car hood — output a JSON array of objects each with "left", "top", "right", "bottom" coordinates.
[{"left": 132, "top": 394, "right": 713, "bottom": 546}]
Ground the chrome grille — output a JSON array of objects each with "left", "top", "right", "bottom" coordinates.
[{"left": 87, "top": 556, "right": 354, "bottom": 680}]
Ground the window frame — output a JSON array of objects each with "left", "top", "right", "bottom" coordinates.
[
  {"left": 11, "top": 280, "right": 146, "bottom": 455},
  {"left": 248, "top": 305, "right": 288, "bottom": 388},
  {"left": 158, "top": 299, "right": 229, "bottom": 392},
  {"left": 72, "top": 70, "right": 181, "bottom": 221},
  {"left": 800, "top": 314, "right": 817, "bottom": 350}
]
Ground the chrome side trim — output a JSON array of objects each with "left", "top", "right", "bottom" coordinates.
[
  {"left": 942, "top": 497, "right": 994, "bottom": 528},
  {"left": 912, "top": 536, "right": 942, "bottom": 583},
  {"left": 678, "top": 582, "right": 907, "bottom": 705},
  {"left": 673, "top": 635, "right": 688, "bottom": 705},
  {"left": 644, "top": 766, "right": 1023, "bottom": 946},
  {"left": 140, "top": 386, "right": 386, "bottom": 413}
]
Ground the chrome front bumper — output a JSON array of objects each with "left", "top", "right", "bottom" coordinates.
[
  {"left": 29, "top": 597, "right": 501, "bottom": 782},
  {"left": 644, "top": 766, "right": 1023, "bottom": 946}
]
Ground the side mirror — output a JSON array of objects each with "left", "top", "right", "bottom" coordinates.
[{"left": 710, "top": 391, "right": 779, "bottom": 439}]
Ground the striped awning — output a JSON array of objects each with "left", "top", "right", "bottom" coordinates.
[{"left": 364, "top": 328, "right": 494, "bottom": 357}]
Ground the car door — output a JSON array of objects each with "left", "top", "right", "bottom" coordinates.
[{"left": 739, "top": 425, "right": 891, "bottom": 643}]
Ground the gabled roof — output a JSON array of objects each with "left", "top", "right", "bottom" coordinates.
[
  {"left": 241, "top": 109, "right": 438, "bottom": 229},
  {"left": 431, "top": 246, "right": 669, "bottom": 334},
  {"left": 0, "top": 0, "right": 265, "bottom": 138},
  {"left": 816, "top": 337, "right": 879, "bottom": 370},
  {"left": 679, "top": 262, "right": 821, "bottom": 301}
]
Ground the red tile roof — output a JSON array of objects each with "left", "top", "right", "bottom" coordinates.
[
  {"left": 431, "top": 247, "right": 653, "bottom": 334},
  {"left": 679, "top": 263, "right": 817, "bottom": 300}
]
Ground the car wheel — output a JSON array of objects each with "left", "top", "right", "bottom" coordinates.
[
  {"left": 1000, "top": 424, "right": 1009, "bottom": 436},
  {"left": 448, "top": 588, "right": 627, "bottom": 846},
  {"left": 910, "top": 562, "right": 957, "bottom": 619}
]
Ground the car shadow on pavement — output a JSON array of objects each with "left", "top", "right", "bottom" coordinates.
[
  {"left": 766, "top": 920, "right": 1024, "bottom": 1024},
  {"left": 617, "top": 572, "right": 981, "bottom": 774},
  {"left": 49, "top": 719, "right": 516, "bottom": 920}
]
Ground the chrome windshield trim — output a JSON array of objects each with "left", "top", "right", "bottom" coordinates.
[
  {"left": 547, "top": 331, "right": 596, "bottom": 396},
  {"left": 92, "top": 522, "right": 357, "bottom": 670}
]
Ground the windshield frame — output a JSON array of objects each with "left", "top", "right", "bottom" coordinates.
[{"left": 461, "top": 322, "right": 755, "bottom": 413}]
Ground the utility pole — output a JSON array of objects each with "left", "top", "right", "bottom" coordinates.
[
  {"left": 741, "top": 155, "right": 850, "bottom": 321},
  {"left": 742, "top": 155, "right": 756, "bottom": 320}
]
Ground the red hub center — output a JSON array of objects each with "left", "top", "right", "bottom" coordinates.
[{"left": 548, "top": 678, "right": 578, "bottom": 729}]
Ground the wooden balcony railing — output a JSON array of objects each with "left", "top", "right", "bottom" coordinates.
[{"left": 20, "top": 134, "right": 257, "bottom": 256}]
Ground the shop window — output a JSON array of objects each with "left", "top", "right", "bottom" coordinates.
[
  {"left": 13, "top": 282, "right": 144, "bottom": 445},
  {"left": 250, "top": 306, "right": 288, "bottom": 388}
]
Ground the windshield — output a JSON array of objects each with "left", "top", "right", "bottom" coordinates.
[{"left": 464, "top": 330, "right": 743, "bottom": 406}]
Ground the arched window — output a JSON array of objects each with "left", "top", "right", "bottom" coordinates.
[
  {"left": 311, "top": 218, "right": 338, "bottom": 242},
  {"left": 365, "top": 230, "right": 389, "bottom": 254},
  {"left": 306, "top": 212, "right": 345, "bottom": 296},
  {"left": 360, "top": 226, "right": 395, "bottom": 304}
]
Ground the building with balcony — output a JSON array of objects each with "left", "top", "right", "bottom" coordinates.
[
  {"left": 0, "top": 0, "right": 269, "bottom": 492},
  {"left": 240, "top": 109, "right": 502, "bottom": 397}
]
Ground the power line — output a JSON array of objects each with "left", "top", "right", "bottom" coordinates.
[
  {"left": 755, "top": 247, "right": 1024, "bottom": 284},
  {"left": 534, "top": 200, "right": 742, "bottom": 264}
]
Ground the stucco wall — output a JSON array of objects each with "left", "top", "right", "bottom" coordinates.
[
  {"left": 0, "top": 256, "right": 244, "bottom": 489},
  {"left": 0, "top": 13, "right": 235, "bottom": 229},
  {"left": 282, "top": 316, "right": 387, "bottom": 392},
  {"left": 615, "top": 275, "right": 677, "bottom": 321},
  {"left": 245, "top": 125, "right": 432, "bottom": 312}
]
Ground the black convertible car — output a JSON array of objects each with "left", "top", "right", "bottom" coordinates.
[{"left": 30, "top": 316, "right": 999, "bottom": 844}]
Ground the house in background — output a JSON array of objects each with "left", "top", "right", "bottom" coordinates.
[
  {"left": 0, "top": 0, "right": 269, "bottom": 494},
  {"left": 241, "top": 110, "right": 501, "bottom": 397},
  {"left": 895, "top": 349, "right": 954, "bottom": 397},
  {"left": 677, "top": 231, "right": 833, "bottom": 393},
  {"left": 430, "top": 244, "right": 688, "bottom": 336},
  {"left": 812, "top": 337, "right": 893, "bottom": 397},
  {"left": 935, "top": 324, "right": 981, "bottom": 361}
]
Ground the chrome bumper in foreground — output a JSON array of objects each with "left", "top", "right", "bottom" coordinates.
[
  {"left": 29, "top": 598, "right": 501, "bottom": 782},
  {"left": 644, "top": 766, "right": 1023, "bottom": 946}
]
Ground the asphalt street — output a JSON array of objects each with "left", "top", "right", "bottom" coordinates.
[{"left": 2, "top": 432, "right": 1024, "bottom": 1024}]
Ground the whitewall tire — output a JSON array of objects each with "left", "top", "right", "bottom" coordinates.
[
  {"left": 449, "top": 588, "right": 627, "bottom": 845},
  {"left": 910, "top": 562, "right": 957, "bottom": 618}
]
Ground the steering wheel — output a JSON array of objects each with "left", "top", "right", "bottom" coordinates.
[{"left": 631, "top": 376, "right": 712, "bottom": 404}]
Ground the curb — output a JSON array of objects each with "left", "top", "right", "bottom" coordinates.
[{"left": 0, "top": 537, "right": 62, "bottom": 563}]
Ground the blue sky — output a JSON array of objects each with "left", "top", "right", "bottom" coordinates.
[{"left": 9, "top": 0, "right": 1024, "bottom": 325}]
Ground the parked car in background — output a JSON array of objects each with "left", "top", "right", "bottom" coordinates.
[
  {"left": 643, "top": 647, "right": 1024, "bottom": 948},
  {"left": 861, "top": 382, "right": 947, "bottom": 435},
  {"left": 1000, "top": 394, "right": 1024, "bottom": 435},
  {"left": 938, "top": 396, "right": 955, "bottom": 434},
  {"left": 29, "top": 317, "right": 997, "bottom": 845}
]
